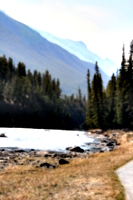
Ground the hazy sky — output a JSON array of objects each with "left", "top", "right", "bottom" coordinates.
[{"left": 0, "top": 0, "right": 133, "bottom": 64}]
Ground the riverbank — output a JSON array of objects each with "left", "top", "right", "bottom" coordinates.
[
  {"left": 0, "top": 130, "right": 133, "bottom": 199},
  {"left": 0, "top": 130, "right": 117, "bottom": 172}
]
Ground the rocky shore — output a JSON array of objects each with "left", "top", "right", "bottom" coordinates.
[{"left": 0, "top": 130, "right": 118, "bottom": 172}]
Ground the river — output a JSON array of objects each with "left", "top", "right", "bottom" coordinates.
[{"left": 0, "top": 128, "right": 94, "bottom": 152}]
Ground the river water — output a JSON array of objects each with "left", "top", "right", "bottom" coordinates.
[{"left": 0, "top": 128, "right": 94, "bottom": 152}]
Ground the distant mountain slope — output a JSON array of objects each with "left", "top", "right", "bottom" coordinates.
[
  {"left": 0, "top": 11, "right": 109, "bottom": 96},
  {"left": 39, "top": 31, "right": 119, "bottom": 76}
]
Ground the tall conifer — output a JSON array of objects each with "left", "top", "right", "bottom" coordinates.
[
  {"left": 106, "top": 73, "right": 117, "bottom": 128},
  {"left": 86, "top": 62, "right": 105, "bottom": 128},
  {"left": 116, "top": 45, "right": 127, "bottom": 127}
]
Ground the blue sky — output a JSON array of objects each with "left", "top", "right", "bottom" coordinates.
[{"left": 0, "top": 0, "right": 133, "bottom": 64}]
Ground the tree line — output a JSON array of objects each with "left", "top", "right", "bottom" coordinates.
[
  {"left": 1, "top": 41, "right": 133, "bottom": 130},
  {"left": 86, "top": 42, "right": 133, "bottom": 130},
  {"left": 0, "top": 55, "right": 86, "bottom": 129}
]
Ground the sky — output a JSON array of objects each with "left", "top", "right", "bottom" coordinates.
[{"left": 0, "top": 0, "right": 133, "bottom": 65}]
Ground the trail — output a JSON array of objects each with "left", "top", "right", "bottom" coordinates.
[{"left": 116, "top": 160, "right": 133, "bottom": 200}]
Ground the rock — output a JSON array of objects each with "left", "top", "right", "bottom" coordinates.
[
  {"left": 59, "top": 159, "right": 69, "bottom": 165},
  {"left": 53, "top": 153, "right": 73, "bottom": 159},
  {"left": 112, "top": 133, "right": 116, "bottom": 137},
  {"left": 1, "top": 149, "right": 5, "bottom": 151},
  {"left": 109, "top": 147, "right": 114, "bottom": 151},
  {"left": 61, "top": 153, "right": 73, "bottom": 158},
  {"left": 84, "top": 149, "right": 90, "bottom": 154},
  {"left": 106, "top": 141, "right": 115, "bottom": 147},
  {"left": 104, "top": 134, "right": 109, "bottom": 137},
  {"left": 44, "top": 154, "right": 53, "bottom": 158},
  {"left": 20, "top": 162, "right": 24, "bottom": 165},
  {"left": 66, "top": 147, "right": 72, "bottom": 151},
  {"left": 69, "top": 146, "right": 84, "bottom": 153},
  {"left": 0, "top": 133, "right": 7, "bottom": 137},
  {"left": 85, "top": 142, "right": 92, "bottom": 146},
  {"left": 100, "top": 149, "right": 105, "bottom": 153},
  {"left": 100, "top": 146, "right": 110, "bottom": 153},
  {"left": 40, "top": 162, "right": 56, "bottom": 168},
  {"left": 30, "top": 149, "right": 35, "bottom": 151},
  {"left": 52, "top": 153, "right": 57, "bottom": 158},
  {"left": 101, "top": 139, "right": 109, "bottom": 143},
  {"left": 31, "top": 160, "right": 40, "bottom": 166},
  {"left": 14, "top": 149, "right": 25, "bottom": 153}
]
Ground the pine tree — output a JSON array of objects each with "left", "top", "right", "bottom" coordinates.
[
  {"left": 86, "top": 69, "right": 93, "bottom": 128},
  {"left": 86, "top": 62, "right": 105, "bottom": 129},
  {"left": 56, "top": 79, "right": 61, "bottom": 98},
  {"left": 124, "top": 42, "right": 133, "bottom": 128},
  {"left": 8, "top": 57, "right": 15, "bottom": 81},
  {"left": 37, "top": 72, "right": 42, "bottom": 88},
  {"left": 27, "top": 69, "right": 33, "bottom": 83},
  {"left": 42, "top": 70, "right": 51, "bottom": 96},
  {"left": 91, "top": 62, "right": 105, "bottom": 128},
  {"left": 106, "top": 73, "right": 117, "bottom": 128},
  {"left": 78, "top": 87, "right": 82, "bottom": 102},
  {"left": 16, "top": 62, "right": 26, "bottom": 78},
  {"left": 116, "top": 45, "right": 127, "bottom": 127},
  {"left": 0, "top": 55, "right": 9, "bottom": 82}
]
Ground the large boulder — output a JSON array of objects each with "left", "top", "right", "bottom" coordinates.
[
  {"left": 69, "top": 146, "right": 84, "bottom": 153},
  {"left": 59, "top": 159, "right": 69, "bottom": 165},
  {"left": 40, "top": 162, "right": 56, "bottom": 168},
  {"left": 0, "top": 133, "right": 7, "bottom": 137}
]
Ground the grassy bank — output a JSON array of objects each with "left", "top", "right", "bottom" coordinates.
[{"left": 0, "top": 130, "right": 133, "bottom": 200}]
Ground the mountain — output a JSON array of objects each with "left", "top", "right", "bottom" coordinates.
[
  {"left": 0, "top": 11, "right": 109, "bottom": 96},
  {"left": 39, "top": 31, "right": 119, "bottom": 76}
]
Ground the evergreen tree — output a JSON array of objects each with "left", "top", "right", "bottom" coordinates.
[
  {"left": 106, "top": 73, "right": 117, "bottom": 128},
  {"left": 42, "top": 70, "right": 51, "bottom": 96},
  {"left": 37, "top": 72, "right": 42, "bottom": 88},
  {"left": 86, "top": 69, "right": 93, "bottom": 128},
  {"left": 56, "top": 79, "right": 61, "bottom": 98},
  {"left": 8, "top": 57, "right": 15, "bottom": 81},
  {"left": 4, "top": 81, "right": 12, "bottom": 102},
  {"left": 92, "top": 62, "right": 105, "bottom": 128},
  {"left": 124, "top": 43, "right": 133, "bottom": 127},
  {"left": 0, "top": 55, "right": 9, "bottom": 82},
  {"left": 116, "top": 45, "right": 127, "bottom": 127},
  {"left": 16, "top": 62, "right": 26, "bottom": 78},
  {"left": 27, "top": 69, "right": 33, "bottom": 83},
  {"left": 78, "top": 87, "right": 82, "bottom": 102},
  {"left": 0, "top": 80, "right": 4, "bottom": 101},
  {"left": 86, "top": 62, "right": 105, "bottom": 129},
  {"left": 121, "top": 44, "right": 126, "bottom": 69}
]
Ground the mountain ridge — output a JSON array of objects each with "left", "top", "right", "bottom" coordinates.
[
  {"left": 38, "top": 30, "right": 119, "bottom": 76},
  {"left": 0, "top": 11, "right": 109, "bottom": 95}
]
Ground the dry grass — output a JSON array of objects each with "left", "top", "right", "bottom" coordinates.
[{"left": 0, "top": 130, "right": 133, "bottom": 200}]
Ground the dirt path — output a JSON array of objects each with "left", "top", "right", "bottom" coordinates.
[{"left": 116, "top": 160, "right": 133, "bottom": 200}]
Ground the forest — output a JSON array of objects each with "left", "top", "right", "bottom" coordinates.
[
  {"left": 86, "top": 43, "right": 133, "bottom": 130},
  {"left": 0, "top": 42, "right": 133, "bottom": 130},
  {"left": 0, "top": 55, "right": 86, "bottom": 130}
]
